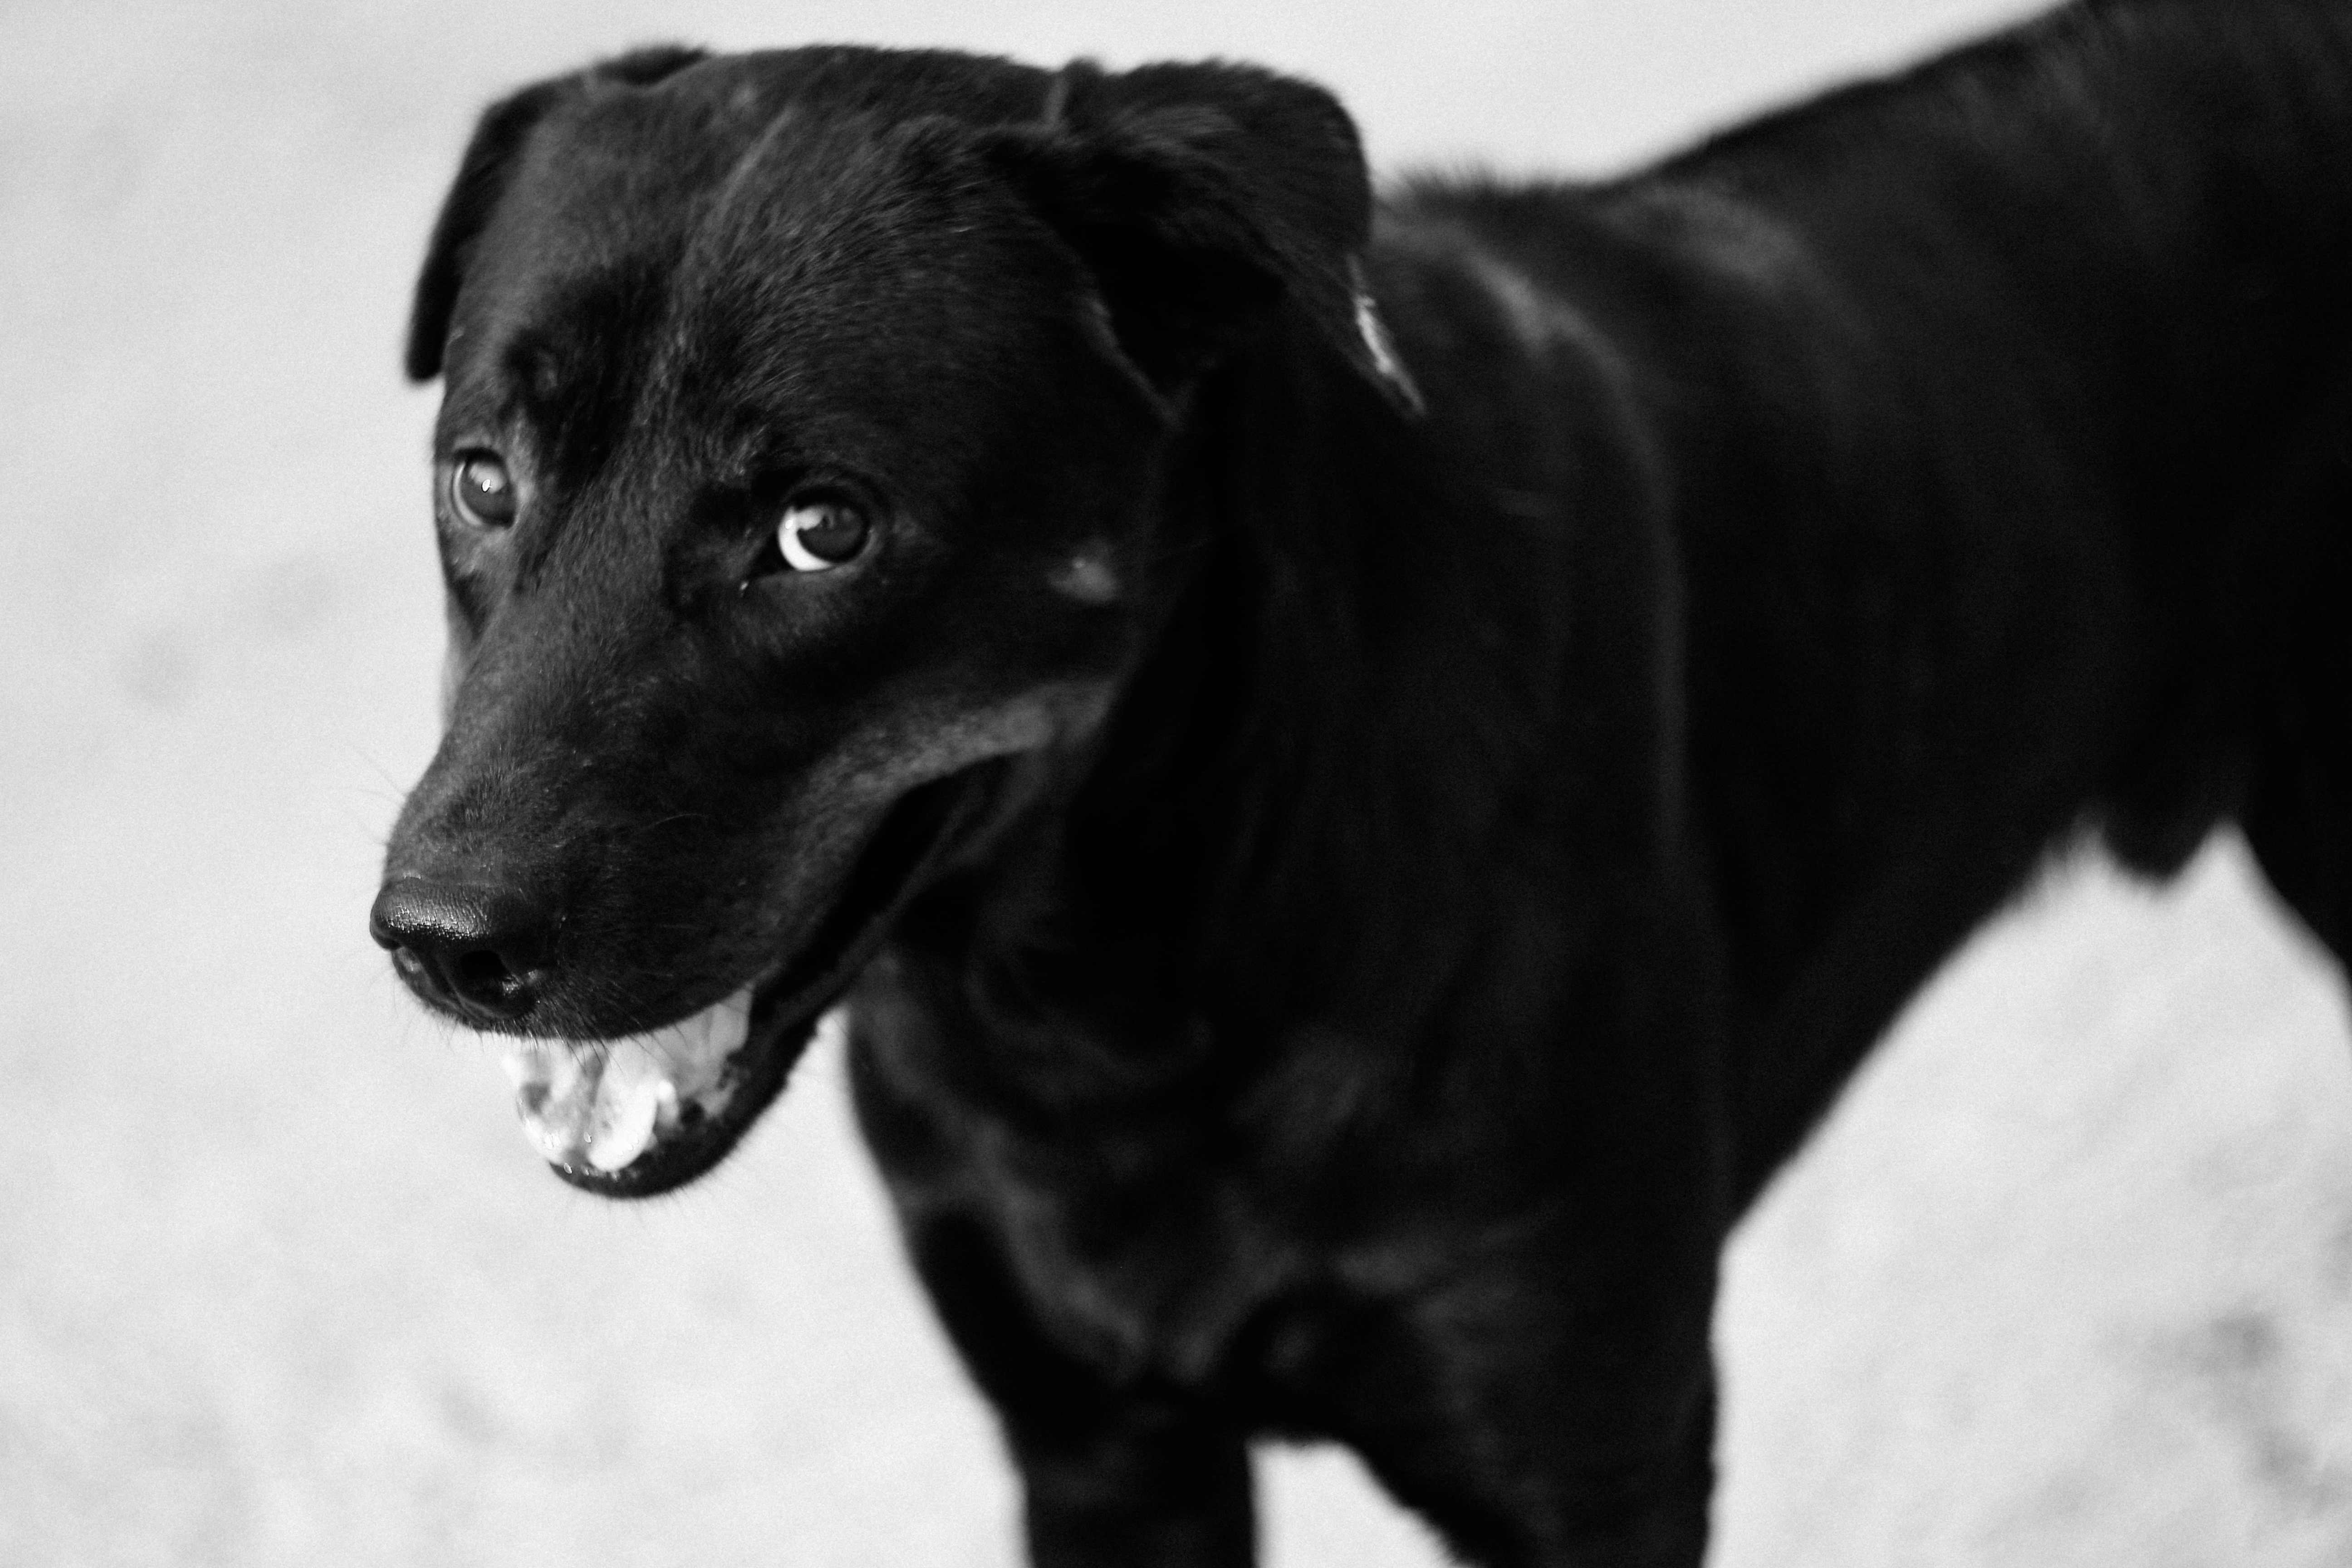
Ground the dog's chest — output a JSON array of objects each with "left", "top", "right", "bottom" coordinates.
[
  {"left": 983, "top": 1122, "right": 1311, "bottom": 1392},
  {"left": 847, "top": 965, "right": 1406, "bottom": 1404}
]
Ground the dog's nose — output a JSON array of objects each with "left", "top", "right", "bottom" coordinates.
[{"left": 369, "top": 877, "right": 554, "bottom": 1024}]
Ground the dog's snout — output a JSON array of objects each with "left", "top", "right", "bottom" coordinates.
[{"left": 369, "top": 877, "right": 554, "bottom": 1024}]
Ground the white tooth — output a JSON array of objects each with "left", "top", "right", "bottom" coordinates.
[
  {"left": 504, "top": 1039, "right": 600, "bottom": 1168},
  {"left": 502, "top": 1037, "right": 568, "bottom": 1093},
  {"left": 585, "top": 1039, "right": 664, "bottom": 1171},
  {"left": 652, "top": 987, "right": 753, "bottom": 1106}
]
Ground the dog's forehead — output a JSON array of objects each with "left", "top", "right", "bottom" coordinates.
[
  {"left": 491, "top": 47, "right": 1057, "bottom": 253},
  {"left": 455, "top": 54, "right": 1090, "bottom": 487},
  {"left": 663, "top": 122, "right": 1070, "bottom": 414}
]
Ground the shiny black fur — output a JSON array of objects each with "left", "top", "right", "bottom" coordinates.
[{"left": 386, "top": 2, "right": 2352, "bottom": 1562}]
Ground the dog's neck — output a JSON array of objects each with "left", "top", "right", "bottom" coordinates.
[
  {"left": 1103, "top": 319, "right": 1479, "bottom": 1024},
  {"left": 940, "top": 294, "right": 1647, "bottom": 1097}
]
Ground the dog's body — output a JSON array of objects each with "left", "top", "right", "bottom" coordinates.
[{"left": 373, "top": 2, "right": 2352, "bottom": 1562}]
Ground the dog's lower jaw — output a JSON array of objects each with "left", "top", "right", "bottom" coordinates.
[
  {"left": 501, "top": 759, "right": 1014, "bottom": 1199},
  {"left": 523, "top": 999, "right": 844, "bottom": 1198},
  {"left": 503, "top": 985, "right": 763, "bottom": 1174}
]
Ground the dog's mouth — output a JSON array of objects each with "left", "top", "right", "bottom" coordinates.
[{"left": 499, "top": 764, "right": 1002, "bottom": 1200}]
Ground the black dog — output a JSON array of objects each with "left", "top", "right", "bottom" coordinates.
[{"left": 370, "top": 2, "right": 2352, "bottom": 1561}]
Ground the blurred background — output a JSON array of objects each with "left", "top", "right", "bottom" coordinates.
[{"left": 5, "top": 0, "right": 2351, "bottom": 1562}]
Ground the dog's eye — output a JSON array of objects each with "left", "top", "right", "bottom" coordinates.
[
  {"left": 775, "top": 497, "right": 871, "bottom": 571},
  {"left": 450, "top": 452, "right": 517, "bottom": 529}
]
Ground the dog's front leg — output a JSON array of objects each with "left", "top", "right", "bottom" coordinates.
[
  {"left": 1014, "top": 1401, "right": 1254, "bottom": 1568},
  {"left": 1336, "top": 1280, "right": 1719, "bottom": 1568},
  {"left": 903, "top": 1211, "right": 1255, "bottom": 1568},
  {"left": 1333, "top": 949, "right": 1730, "bottom": 1567}
]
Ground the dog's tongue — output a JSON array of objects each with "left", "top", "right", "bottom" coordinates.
[{"left": 500, "top": 988, "right": 753, "bottom": 1173}]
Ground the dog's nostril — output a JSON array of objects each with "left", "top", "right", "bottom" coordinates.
[
  {"left": 451, "top": 948, "right": 535, "bottom": 1010},
  {"left": 454, "top": 949, "right": 511, "bottom": 991},
  {"left": 370, "top": 877, "right": 554, "bottom": 1023}
]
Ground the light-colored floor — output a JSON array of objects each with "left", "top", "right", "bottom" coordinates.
[{"left": 5, "top": 0, "right": 2349, "bottom": 1562}]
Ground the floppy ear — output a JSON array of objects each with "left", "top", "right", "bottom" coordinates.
[
  {"left": 980, "top": 60, "right": 1404, "bottom": 400},
  {"left": 404, "top": 45, "right": 709, "bottom": 382}
]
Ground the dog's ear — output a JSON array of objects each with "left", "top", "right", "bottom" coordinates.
[
  {"left": 980, "top": 61, "right": 1406, "bottom": 401},
  {"left": 405, "top": 45, "right": 710, "bottom": 383}
]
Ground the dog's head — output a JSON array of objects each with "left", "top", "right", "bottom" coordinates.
[{"left": 372, "top": 44, "right": 1392, "bottom": 1195}]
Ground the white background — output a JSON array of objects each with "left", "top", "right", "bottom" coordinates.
[{"left": 3, "top": 0, "right": 2349, "bottom": 1563}]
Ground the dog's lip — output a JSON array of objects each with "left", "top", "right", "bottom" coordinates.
[{"left": 524, "top": 762, "right": 1001, "bottom": 1200}]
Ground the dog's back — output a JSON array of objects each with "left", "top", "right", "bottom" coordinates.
[{"left": 1367, "top": 0, "right": 2352, "bottom": 1191}]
